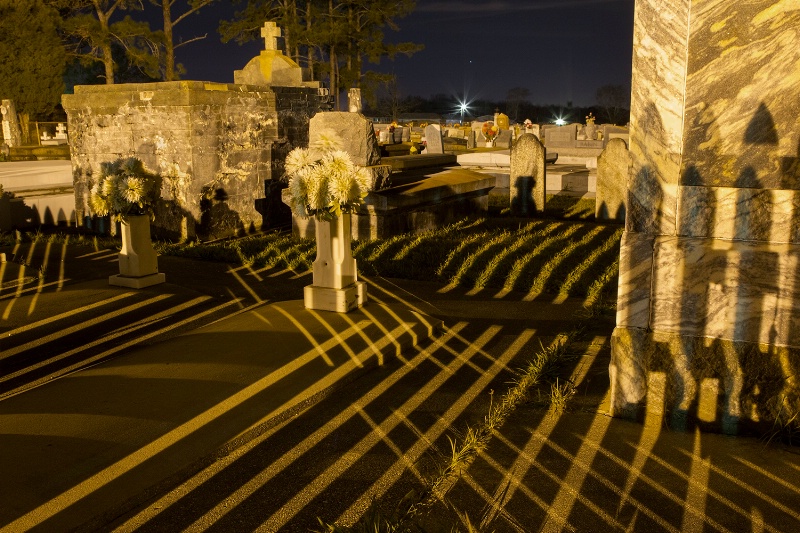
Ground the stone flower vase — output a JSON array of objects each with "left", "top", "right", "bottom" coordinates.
[
  {"left": 109, "top": 214, "right": 165, "bottom": 289},
  {"left": 585, "top": 122, "right": 597, "bottom": 140},
  {"left": 304, "top": 214, "right": 367, "bottom": 313}
]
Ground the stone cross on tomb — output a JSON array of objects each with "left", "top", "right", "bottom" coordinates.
[{"left": 261, "top": 22, "right": 281, "bottom": 51}]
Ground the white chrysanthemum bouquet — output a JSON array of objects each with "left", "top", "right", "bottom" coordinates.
[
  {"left": 284, "top": 131, "right": 371, "bottom": 221},
  {"left": 89, "top": 157, "right": 163, "bottom": 221}
]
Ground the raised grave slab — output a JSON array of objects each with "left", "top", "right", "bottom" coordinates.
[
  {"left": 456, "top": 151, "right": 558, "bottom": 169},
  {"left": 286, "top": 169, "right": 495, "bottom": 241},
  {"left": 456, "top": 151, "right": 511, "bottom": 168},
  {"left": 0, "top": 160, "right": 76, "bottom": 229},
  {"left": 382, "top": 154, "right": 456, "bottom": 171}
]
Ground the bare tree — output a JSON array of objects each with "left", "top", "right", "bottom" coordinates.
[
  {"left": 149, "top": 0, "right": 217, "bottom": 81},
  {"left": 505, "top": 86, "right": 530, "bottom": 122},
  {"left": 595, "top": 84, "right": 630, "bottom": 125}
]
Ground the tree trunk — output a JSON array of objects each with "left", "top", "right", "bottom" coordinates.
[
  {"left": 18, "top": 113, "right": 30, "bottom": 145},
  {"left": 97, "top": 10, "right": 115, "bottom": 83},
  {"left": 102, "top": 41, "right": 115, "bottom": 84},
  {"left": 330, "top": 46, "right": 338, "bottom": 110},
  {"left": 163, "top": 0, "right": 175, "bottom": 81},
  {"left": 305, "top": 0, "right": 314, "bottom": 71}
]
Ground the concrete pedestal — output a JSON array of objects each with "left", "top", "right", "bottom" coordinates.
[
  {"left": 304, "top": 214, "right": 367, "bottom": 312},
  {"left": 304, "top": 281, "right": 367, "bottom": 313},
  {"left": 109, "top": 215, "right": 165, "bottom": 289}
]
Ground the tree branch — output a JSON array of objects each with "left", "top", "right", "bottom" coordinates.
[{"left": 173, "top": 33, "right": 207, "bottom": 49}]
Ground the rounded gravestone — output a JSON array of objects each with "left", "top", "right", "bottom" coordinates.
[{"left": 510, "top": 133, "right": 546, "bottom": 216}]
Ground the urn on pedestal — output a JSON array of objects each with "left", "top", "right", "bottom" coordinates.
[
  {"left": 89, "top": 157, "right": 165, "bottom": 289},
  {"left": 305, "top": 213, "right": 366, "bottom": 312},
  {"left": 584, "top": 112, "right": 597, "bottom": 140},
  {"left": 284, "top": 132, "right": 370, "bottom": 312}
]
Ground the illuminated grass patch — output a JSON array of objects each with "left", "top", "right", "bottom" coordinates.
[{"left": 4, "top": 211, "right": 623, "bottom": 302}]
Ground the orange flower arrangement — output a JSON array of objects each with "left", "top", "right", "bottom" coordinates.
[{"left": 481, "top": 121, "right": 500, "bottom": 141}]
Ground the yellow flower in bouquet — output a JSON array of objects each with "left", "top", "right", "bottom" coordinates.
[
  {"left": 481, "top": 121, "right": 500, "bottom": 141},
  {"left": 89, "top": 157, "right": 162, "bottom": 221},
  {"left": 285, "top": 132, "right": 371, "bottom": 220}
]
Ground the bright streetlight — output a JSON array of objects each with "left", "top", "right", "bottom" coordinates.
[{"left": 459, "top": 102, "right": 468, "bottom": 123}]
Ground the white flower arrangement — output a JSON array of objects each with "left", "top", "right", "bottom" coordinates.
[
  {"left": 285, "top": 131, "right": 372, "bottom": 220},
  {"left": 89, "top": 157, "right": 163, "bottom": 221}
]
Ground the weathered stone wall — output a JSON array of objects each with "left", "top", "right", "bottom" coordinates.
[
  {"left": 611, "top": 0, "right": 800, "bottom": 434},
  {"left": 63, "top": 81, "right": 322, "bottom": 240}
]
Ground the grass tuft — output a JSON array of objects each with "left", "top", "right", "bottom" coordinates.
[
  {"left": 762, "top": 398, "right": 800, "bottom": 447},
  {"left": 549, "top": 378, "right": 577, "bottom": 418}
]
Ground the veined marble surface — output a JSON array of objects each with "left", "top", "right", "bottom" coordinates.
[
  {"left": 613, "top": 0, "right": 800, "bottom": 429},
  {"left": 682, "top": 0, "right": 800, "bottom": 189},
  {"left": 677, "top": 186, "right": 800, "bottom": 243},
  {"left": 650, "top": 236, "right": 800, "bottom": 346},
  {"left": 627, "top": 0, "right": 690, "bottom": 237},
  {"left": 615, "top": 232, "right": 654, "bottom": 329}
]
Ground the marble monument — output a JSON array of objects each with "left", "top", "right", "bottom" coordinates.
[{"left": 611, "top": 0, "right": 800, "bottom": 434}]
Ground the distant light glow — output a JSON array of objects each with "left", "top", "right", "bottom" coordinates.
[
  {"left": 455, "top": 97, "right": 474, "bottom": 124},
  {"left": 554, "top": 117, "right": 567, "bottom": 126}
]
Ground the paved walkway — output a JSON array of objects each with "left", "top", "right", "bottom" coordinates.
[{"left": 1, "top": 240, "right": 798, "bottom": 532}]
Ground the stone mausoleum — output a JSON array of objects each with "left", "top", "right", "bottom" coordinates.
[
  {"left": 62, "top": 22, "right": 327, "bottom": 240},
  {"left": 611, "top": 0, "right": 800, "bottom": 434}
]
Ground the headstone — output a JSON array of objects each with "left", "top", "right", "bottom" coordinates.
[
  {"left": 1, "top": 99, "right": 22, "bottom": 147},
  {"left": 424, "top": 124, "right": 444, "bottom": 154},
  {"left": 509, "top": 133, "right": 546, "bottom": 216},
  {"left": 543, "top": 124, "right": 578, "bottom": 149},
  {"left": 401, "top": 126, "right": 411, "bottom": 143},
  {"left": 495, "top": 129, "right": 513, "bottom": 149},
  {"left": 525, "top": 124, "right": 540, "bottom": 138},
  {"left": 610, "top": 0, "right": 800, "bottom": 434},
  {"left": 309, "top": 112, "right": 381, "bottom": 167},
  {"left": 576, "top": 139, "right": 604, "bottom": 149},
  {"left": 348, "top": 88, "right": 362, "bottom": 113},
  {"left": 495, "top": 113, "right": 510, "bottom": 131},
  {"left": 471, "top": 121, "right": 484, "bottom": 141},
  {"left": 595, "top": 138, "right": 628, "bottom": 221},
  {"left": 467, "top": 130, "right": 476, "bottom": 149}
]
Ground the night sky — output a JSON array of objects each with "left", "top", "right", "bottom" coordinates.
[{"left": 174, "top": 0, "right": 636, "bottom": 107}]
